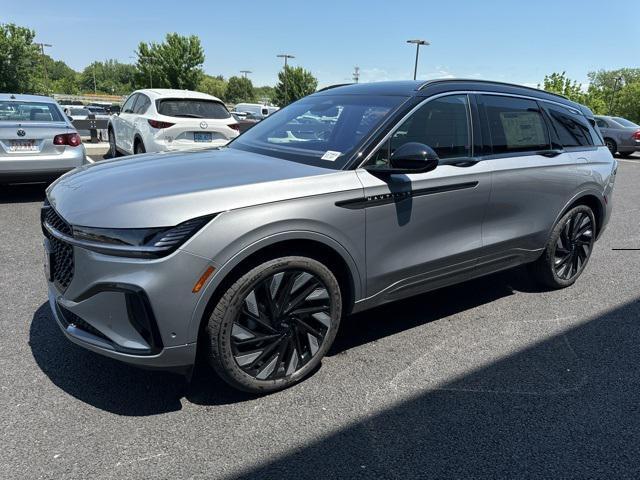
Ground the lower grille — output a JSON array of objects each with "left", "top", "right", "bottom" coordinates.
[
  {"left": 42, "top": 202, "right": 75, "bottom": 291},
  {"left": 57, "top": 304, "right": 111, "bottom": 343}
]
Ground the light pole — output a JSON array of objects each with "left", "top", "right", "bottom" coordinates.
[
  {"left": 277, "top": 54, "right": 295, "bottom": 105},
  {"left": 240, "top": 70, "right": 252, "bottom": 79},
  {"left": 406, "top": 39, "right": 430, "bottom": 80},
  {"left": 34, "top": 42, "right": 53, "bottom": 93},
  {"left": 353, "top": 66, "right": 360, "bottom": 83},
  {"left": 608, "top": 76, "right": 623, "bottom": 114}
]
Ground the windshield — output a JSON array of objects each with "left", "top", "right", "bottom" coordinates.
[
  {"left": 0, "top": 101, "right": 64, "bottom": 122},
  {"left": 157, "top": 99, "right": 230, "bottom": 119},
  {"left": 229, "top": 94, "right": 406, "bottom": 169},
  {"left": 612, "top": 117, "right": 639, "bottom": 128},
  {"left": 70, "top": 108, "right": 89, "bottom": 116}
]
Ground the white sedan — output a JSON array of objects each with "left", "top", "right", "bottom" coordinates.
[{"left": 108, "top": 89, "right": 239, "bottom": 156}]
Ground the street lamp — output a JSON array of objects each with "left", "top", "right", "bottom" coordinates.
[
  {"left": 608, "top": 76, "right": 623, "bottom": 114},
  {"left": 240, "top": 70, "right": 252, "bottom": 79},
  {"left": 277, "top": 54, "right": 295, "bottom": 105},
  {"left": 34, "top": 42, "right": 53, "bottom": 93},
  {"left": 406, "top": 39, "right": 430, "bottom": 80}
]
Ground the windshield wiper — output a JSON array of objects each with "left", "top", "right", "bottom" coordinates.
[{"left": 172, "top": 114, "right": 203, "bottom": 118}]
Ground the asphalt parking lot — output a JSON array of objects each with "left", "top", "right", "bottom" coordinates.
[{"left": 1, "top": 155, "right": 640, "bottom": 479}]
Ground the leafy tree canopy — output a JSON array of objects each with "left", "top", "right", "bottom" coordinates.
[
  {"left": 272, "top": 66, "right": 318, "bottom": 107},
  {"left": 225, "top": 76, "right": 256, "bottom": 104}
]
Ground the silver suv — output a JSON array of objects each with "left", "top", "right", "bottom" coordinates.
[{"left": 42, "top": 80, "right": 617, "bottom": 393}]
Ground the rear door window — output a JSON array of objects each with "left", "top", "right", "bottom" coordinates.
[
  {"left": 133, "top": 94, "right": 151, "bottom": 114},
  {"left": 156, "top": 99, "right": 231, "bottom": 119},
  {"left": 479, "top": 95, "right": 550, "bottom": 154}
]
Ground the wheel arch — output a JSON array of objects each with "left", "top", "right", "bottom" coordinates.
[
  {"left": 188, "top": 232, "right": 363, "bottom": 344},
  {"left": 556, "top": 192, "right": 605, "bottom": 239}
]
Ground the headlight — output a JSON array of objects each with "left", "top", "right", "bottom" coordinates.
[{"left": 71, "top": 214, "right": 216, "bottom": 258}]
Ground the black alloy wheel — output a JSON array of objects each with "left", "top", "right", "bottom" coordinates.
[
  {"left": 205, "top": 256, "right": 342, "bottom": 393},
  {"left": 552, "top": 210, "right": 594, "bottom": 281},
  {"left": 231, "top": 270, "right": 332, "bottom": 380}
]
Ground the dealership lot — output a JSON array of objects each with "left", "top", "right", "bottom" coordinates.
[{"left": 0, "top": 156, "right": 639, "bottom": 479}]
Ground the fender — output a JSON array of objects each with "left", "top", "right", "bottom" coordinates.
[
  {"left": 551, "top": 187, "right": 607, "bottom": 238},
  {"left": 186, "top": 230, "right": 364, "bottom": 343}
]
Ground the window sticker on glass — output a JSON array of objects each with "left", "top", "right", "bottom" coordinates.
[{"left": 321, "top": 150, "right": 341, "bottom": 161}]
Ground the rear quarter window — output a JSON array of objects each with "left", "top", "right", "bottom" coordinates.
[
  {"left": 157, "top": 99, "right": 231, "bottom": 119},
  {"left": 543, "top": 103, "right": 596, "bottom": 148}
]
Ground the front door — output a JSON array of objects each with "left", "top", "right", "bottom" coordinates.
[{"left": 358, "top": 94, "right": 492, "bottom": 301}]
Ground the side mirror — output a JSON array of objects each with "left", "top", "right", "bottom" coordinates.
[{"left": 366, "top": 142, "right": 439, "bottom": 175}]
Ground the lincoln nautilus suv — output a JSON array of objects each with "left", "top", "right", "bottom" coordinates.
[{"left": 42, "top": 80, "right": 617, "bottom": 393}]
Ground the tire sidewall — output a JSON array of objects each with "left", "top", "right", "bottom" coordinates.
[
  {"left": 108, "top": 128, "right": 117, "bottom": 157},
  {"left": 547, "top": 205, "right": 596, "bottom": 287},
  {"left": 207, "top": 256, "right": 342, "bottom": 393}
]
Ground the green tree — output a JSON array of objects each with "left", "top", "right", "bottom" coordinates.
[
  {"left": 540, "top": 71, "right": 585, "bottom": 103},
  {"left": 225, "top": 76, "right": 255, "bottom": 104},
  {"left": 198, "top": 74, "right": 227, "bottom": 99},
  {"left": 79, "top": 60, "right": 136, "bottom": 95},
  {"left": 136, "top": 33, "right": 204, "bottom": 90},
  {"left": 0, "top": 23, "right": 41, "bottom": 93},
  {"left": 254, "top": 85, "right": 275, "bottom": 103},
  {"left": 272, "top": 66, "right": 317, "bottom": 107}
]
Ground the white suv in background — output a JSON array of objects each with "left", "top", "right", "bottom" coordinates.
[{"left": 108, "top": 89, "right": 239, "bottom": 156}]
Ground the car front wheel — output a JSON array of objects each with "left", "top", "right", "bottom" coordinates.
[
  {"left": 529, "top": 205, "right": 596, "bottom": 289},
  {"left": 108, "top": 128, "right": 119, "bottom": 158},
  {"left": 204, "top": 256, "right": 342, "bottom": 393}
]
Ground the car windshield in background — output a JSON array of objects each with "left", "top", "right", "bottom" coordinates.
[
  {"left": 156, "top": 99, "right": 230, "bottom": 119},
  {"left": 87, "top": 107, "right": 107, "bottom": 114},
  {"left": 70, "top": 108, "right": 89, "bottom": 116},
  {"left": 229, "top": 94, "right": 406, "bottom": 169},
  {"left": 0, "top": 101, "right": 64, "bottom": 122},
  {"left": 612, "top": 117, "right": 639, "bottom": 128}
]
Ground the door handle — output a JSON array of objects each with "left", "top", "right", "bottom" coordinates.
[
  {"left": 444, "top": 159, "right": 479, "bottom": 167},
  {"left": 536, "top": 149, "right": 563, "bottom": 158}
]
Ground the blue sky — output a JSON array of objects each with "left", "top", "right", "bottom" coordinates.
[{"left": 3, "top": 0, "right": 637, "bottom": 88}]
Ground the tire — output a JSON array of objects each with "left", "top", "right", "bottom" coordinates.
[
  {"left": 529, "top": 205, "right": 596, "bottom": 289},
  {"left": 619, "top": 152, "right": 636, "bottom": 158},
  {"left": 204, "top": 256, "right": 342, "bottom": 393},
  {"left": 107, "top": 128, "right": 119, "bottom": 158},
  {"left": 604, "top": 138, "right": 617, "bottom": 155},
  {"left": 134, "top": 139, "right": 146, "bottom": 155}
]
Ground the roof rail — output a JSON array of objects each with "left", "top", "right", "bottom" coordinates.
[
  {"left": 317, "top": 83, "right": 353, "bottom": 92},
  {"left": 417, "top": 78, "right": 569, "bottom": 100}
]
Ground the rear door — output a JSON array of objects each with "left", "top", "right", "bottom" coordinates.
[
  {"left": 477, "top": 94, "right": 577, "bottom": 264},
  {"left": 358, "top": 94, "right": 492, "bottom": 300}
]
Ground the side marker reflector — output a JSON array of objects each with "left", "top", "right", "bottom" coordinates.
[{"left": 193, "top": 266, "right": 215, "bottom": 293}]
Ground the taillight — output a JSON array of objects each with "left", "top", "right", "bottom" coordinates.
[
  {"left": 53, "top": 133, "right": 81, "bottom": 147},
  {"left": 148, "top": 119, "right": 175, "bottom": 129},
  {"left": 632, "top": 130, "right": 640, "bottom": 140},
  {"left": 229, "top": 123, "right": 240, "bottom": 132}
]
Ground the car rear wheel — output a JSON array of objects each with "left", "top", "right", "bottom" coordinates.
[
  {"left": 529, "top": 205, "right": 596, "bottom": 289},
  {"left": 604, "top": 138, "right": 617, "bottom": 155},
  {"left": 204, "top": 256, "right": 342, "bottom": 393},
  {"left": 134, "top": 139, "right": 146, "bottom": 155}
]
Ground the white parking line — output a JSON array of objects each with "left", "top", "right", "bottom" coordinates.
[
  {"left": 618, "top": 159, "right": 640, "bottom": 165},
  {"left": 86, "top": 156, "right": 95, "bottom": 164}
]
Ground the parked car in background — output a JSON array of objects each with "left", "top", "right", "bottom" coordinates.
[
  {"left": 231, "top": 112, "right": 260, "bottom": 132},
  {"left": 595, "top": 115, "right": 640, "bottom": 157},
  {"left": 233, "top": 103, "right": 279, "bottom": 120},
  {"left": 43, "top": 80, "right": 616, "bottom": 393},
  {"left": 108, "top": 89, "right": 239, "bottom": 156},
  {"left": 0, "top": 94, "right": 85, "bottom": 185}
]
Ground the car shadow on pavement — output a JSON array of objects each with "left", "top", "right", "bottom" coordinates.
[
  {"left": 0, "top": 183, "right": 47, "bottom": 204},
  {"left": 233, "top": 296, "right": 640, "bottom": 479},
  {"left": 330, "top": 266, "right": 542, "bottom": 356},
  {"left": 29, "top": 267, "right": 543, "bottom": 416}
]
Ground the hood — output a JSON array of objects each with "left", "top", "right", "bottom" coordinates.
[{"left": 47, "top": 147, "right": 360, "bottom": 228}]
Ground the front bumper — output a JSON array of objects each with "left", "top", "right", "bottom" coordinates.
[{"left": 45, "top": 239, "right": 214, "bottom": 369}]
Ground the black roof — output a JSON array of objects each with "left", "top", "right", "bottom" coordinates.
[{"left": 314, "top": 79, "right": 590, "bottom": 116}]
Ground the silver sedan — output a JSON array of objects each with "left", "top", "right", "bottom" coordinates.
[{"left": 0, "top": 93, "right": 86, "bottom": 185}]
